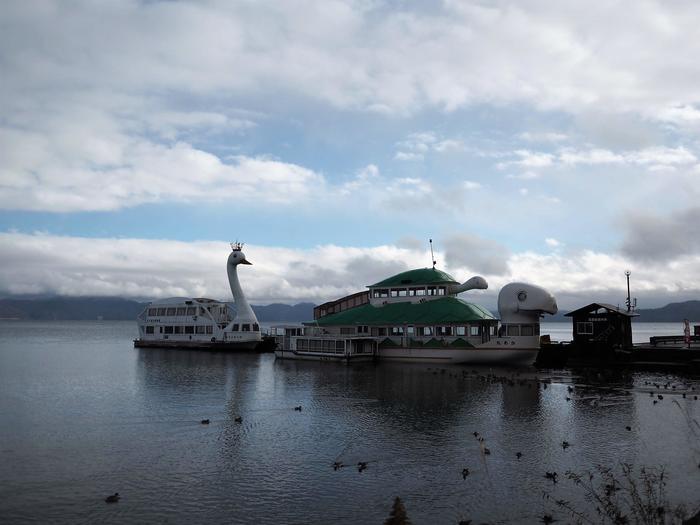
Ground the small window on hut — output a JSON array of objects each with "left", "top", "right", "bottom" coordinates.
[{"left": 577, "top": 322, "right": 593, "bottom": 335}]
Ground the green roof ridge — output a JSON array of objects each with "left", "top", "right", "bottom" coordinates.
[{"left": 369, "top": 267, "right": 459, "bottom": 288}]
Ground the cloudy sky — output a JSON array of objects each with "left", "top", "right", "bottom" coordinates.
[{"left": 1, "top": 0, "right": 699, "bottom": 310}]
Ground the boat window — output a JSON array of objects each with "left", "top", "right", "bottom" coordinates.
[
  {"left": 490, "top": 326, "right": 497, "bottom": 336},
  {"left": 377, "top": 327, "right": 387, "bottom": 336},
  {"left": 398, "top": 289, "right": 407, "bottom": 297},
  {"left": 242, "top": 324, "right": 250, "bottom": 331},
  {"left": 253, "top": 323, "right": 259, "bottom": 332},
  {"left": 534, "top": 324, "right": 540, "bottom": 336},
  {"left": 379, "top": 289, "right": 389, "bottom": 298},
  {"left": 232, "top": 324, "right": 239, "bottom": 331},
  {"left": 174, "top": 326, "right": 183, "bottom": 334},
  {"left": 373, "top": 290, "right": 380, "bottom": 298},
  {"left": 185, "top": 326, "right": 194, "bottom": 334},
  {"left": 164, "top": 326, "right": 174, "bottom": 334},
  {"left": 521, "top": 325, "right": 534, "bottom": 336},
  {"left": 408, "top": 289, "right": 416, "bottom": 296},
  {"left": 406, "top": 326, "right": 414, "bottom": 336},
  {"left": 427, "top": 287, "right": 436, "bottom": 296},
  {"left": 507, "top": 325, "right": 520, "bottom": 336},
  {"left": 176, "top": 307, "right": 186, "bottom": 316},
  {"left": 206, "top": 326, "right": 213, "bottom": 334},
  {"left": 456, "top": 326, "right": 466, "bottom": 336},
  {"left": 391, "top": 326, "right": 404, "bottom": 335},
  {"left": 166, "top": 308, "right": 176, "bottom": 316},
  {"left": 577, "top": 322, "right": 593, "bottom": 335},
  {"left": 186, "top": 307, "right": 196, "bottom": 316},
  {"left": 437, "top": 326, "right": 452, "bottom": 336},
  {"left": 157, "top": 308, "right": 166, "bottom": 316},
  {"left": 419, "top": 326, "right": 433, "bottom": 336},
  {"left": 470, "top": 325, "right": 481, "bottom": 336},
  {"left": 196, "top": 326, "right": 205, "bottom": 334},
  {"left": 148, "top": 308, "right": 157, "bottom": 316},
  {"left": 415, "top": 288, "right": 425, "bottom": 296},
  {"left": 357, "top": 325, "right": 368, "bottom": 334},
  {"left": 145, "top": 326, "right": 154, "bottom": 334},
  {"left": 390, "top": 289, "right": 399, "bottom": 297},
  {"left": 341, "top": 327, "right": 354, "bottom": 335},
  {"left": 438, "top": 287, "right": 446, "bottom": 296}
]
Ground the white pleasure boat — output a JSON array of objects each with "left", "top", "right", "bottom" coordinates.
[{"left": 134, "top": 243, "right": 262, "bottom": 350}]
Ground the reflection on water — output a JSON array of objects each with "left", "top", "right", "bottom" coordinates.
[{"left": 1, "top": 321, "right": 699, "bottom": 524}]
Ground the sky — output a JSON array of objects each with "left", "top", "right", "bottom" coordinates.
[{"left": 1, "top": 0, "right": 700, "bottom": 310}]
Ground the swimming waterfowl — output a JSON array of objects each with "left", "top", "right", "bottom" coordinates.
[
  {"left": 516, "top": 452, "right": 522, "bottom": 460},
  {"left": 561, "top": 441, "right": 570, "bottom": 450},
  {"left": 294, "top": 406, "right": 302, "bottom": 411},
  {"left": 357, "top": 461, "right": 368, "bottom": 472},
  {"left": 462, "top": 468, "right": 470, "bottom": 479},
  {"left": 105, "top": 493, "right": 120, "bottom": 503},
  {"left": 201, "top": 419, "right": 210, "bottom": 424},
  {"left": 333, "top": 461, "right": 343, "bottom": 471},
  {"left": 234, "top": 416, "right": 242, "bottom": 423},
  {"left": 544, "top": 472, "right": 558, "bottom": 483}
]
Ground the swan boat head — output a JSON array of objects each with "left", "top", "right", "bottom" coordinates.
[{"left": 228, "top": 242, "right": 252, "bottom": 266}]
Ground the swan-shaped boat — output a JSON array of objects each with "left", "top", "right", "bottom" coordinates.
[
  {"left": 134, "top": 243, "right": 262, "bottom": 350},
  {"left": 274, "top": 267, "right": 557, "bottom": 364}
]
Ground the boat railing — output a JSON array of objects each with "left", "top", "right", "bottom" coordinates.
[{"left": 649, "top": 335, "right": 700, "bottom": 347}]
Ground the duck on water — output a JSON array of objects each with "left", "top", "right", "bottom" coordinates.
[{"left": 134, "top": 243, "right": 262, "bottom": 351}]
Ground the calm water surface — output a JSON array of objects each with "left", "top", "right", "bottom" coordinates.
[{"left": 1, "top": 321, "right": 699, "bottom": 524}]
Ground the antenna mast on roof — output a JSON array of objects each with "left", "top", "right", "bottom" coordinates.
[
  {"left": 625, "top": 270, "right": 632, "bottom": 312},
  {"left": 429, "top": 238, "right": 437, "bottom": 269}
]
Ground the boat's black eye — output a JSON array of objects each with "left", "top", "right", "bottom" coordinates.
[{"left": 517, "top": 291, "right": 527, "bottom": 302}]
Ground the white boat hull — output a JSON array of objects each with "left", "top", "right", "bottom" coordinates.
[{"left": 377, "top": 345, "right": 538, "bottom": 365}]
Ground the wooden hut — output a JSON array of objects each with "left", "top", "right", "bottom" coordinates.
[{"left": 565, "top": 303, "right": 637, "bottom": 351}]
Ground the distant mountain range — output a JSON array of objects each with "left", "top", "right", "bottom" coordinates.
[
  {"left": 1, "top": 296, "right": 698, "bottom": 323},
  {"left": 0, "top": 297, "right": 315, "bottom": 322}
]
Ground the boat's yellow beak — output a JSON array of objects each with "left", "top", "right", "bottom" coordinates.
[{"left": 241, "top": 258, "right": 252, "bottom": 265}]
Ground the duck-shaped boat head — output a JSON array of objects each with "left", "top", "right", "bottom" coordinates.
[{"left": 497, "top": 282, "right": 557, "bottom": 324}]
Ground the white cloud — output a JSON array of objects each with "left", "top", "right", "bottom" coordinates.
[
  {"left": 497, "top": 150, "right": 554, "bottom": 170},
  {"left": 519, "top": 131, "right": 568, "bottom": 143},
  {"left": 2, "top": 232, "right": 698, "bottom": 310},
  {"left": 463, "top": 181, "right": 482, "bottom": 190},
  {"left": 497, "top": 145, "right": 698, "bottom": 172},
  {"left": 545, "top": 238, "right": 561, "bottom": 248},
  {"left": 394, "top": 151, "right": 424, "bottom": 161},
  {"left": 0, "top": 135, "right": 324, "bottom": 212},
  {"left": 506, "top": 171, "right": 540, "bottom": 180}
]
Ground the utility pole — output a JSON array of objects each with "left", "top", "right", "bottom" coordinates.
[{"left": 625, "top": 270, "right": 631, "bottom": 312}]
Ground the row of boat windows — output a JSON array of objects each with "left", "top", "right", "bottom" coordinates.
[
  {"left": 145, "top": 323, "right": 260, "bottom": 334},
  {"left": 296, "top": 339, "right": 345, "bottom": 352},
  {"left": 371, "top": 286, "right": 447, "bottom": 298},
  {"left": 333, "top": 324, "right": 540, "bottom": 337},
  {"left": 498, "top": 324, "right": 540, "bottom": 337},
  {"left": 145, "top": 325, "right": 213, "bottom": 335},
  {"left": 339, "top": 325, "right": 496, "bottom": 337},
  {"left": 148, "top": 307, "right": 207, "bottom": 316}
]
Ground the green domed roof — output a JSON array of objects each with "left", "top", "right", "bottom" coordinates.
[
  {"left": 310, "top": 296, "right": 496, "bottom": 326},
  {"left": 370, "top": 268, "right": 458, "bottom": 288}
]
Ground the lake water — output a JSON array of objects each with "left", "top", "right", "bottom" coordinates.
[{"left": 1, "top": 321, "right": 699, "bottom": 524}]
